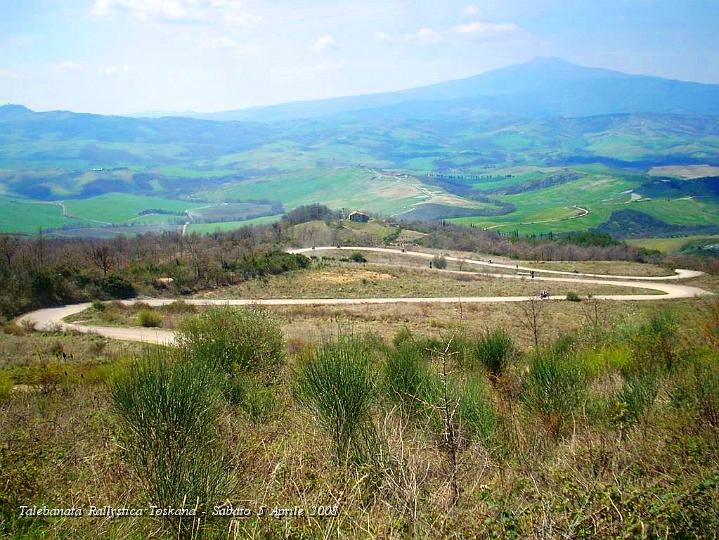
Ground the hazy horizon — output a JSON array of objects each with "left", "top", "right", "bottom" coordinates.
[{"left": 2, "top": 0, "right": 719, "bottom": 116}]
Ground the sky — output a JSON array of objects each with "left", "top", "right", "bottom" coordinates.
[{"left": 1, "top": 0, "right": 718, "bottom": 115}]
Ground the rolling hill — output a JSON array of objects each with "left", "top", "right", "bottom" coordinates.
[{"left": 1, "top": 58, "right": 718, "bottom": 237}]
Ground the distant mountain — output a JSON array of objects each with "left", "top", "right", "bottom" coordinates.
[{"left": 185, "top": 58, "right": 719, "bottom": 122}]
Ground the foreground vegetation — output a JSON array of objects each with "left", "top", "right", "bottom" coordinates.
[{"left": 1, "top": 298, "right": 718, "bottom": 538}]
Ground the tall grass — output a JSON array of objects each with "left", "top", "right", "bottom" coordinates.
[
  {"left": 386, "top": 332, "right": 498, "bottom": 447},
  {"left": 626, "top": 309, "right": 678, "bottom": 372},
  {"left": 472, "top": 328, "right": 515, "bottom": 378},
  {"left": 109, "top": 348, "right": 232, "bottom": 536},
  {"left": 385, "top": 338, "right": 438, "bottom": 415},
  {"left": 618, "top": 369, "right": 660, "bottom": 430},
  {"left": 137, "top": 309, "right": 162, "bottom": 328},
  {"left": 0, "top": 371, "right": 12, "bottom": 401},
  {"left": 671, "top": 354, "right": 719, "bottom": 428},
  {"left": 176, "top": 306, "right": 284, "bottom": 375},
  {"left": 522, "top": 340, "right": 587, "bottom": 439},
  {"left": 455, "top": 376, "right": 497, "bottom": 447},
  {"left": 294, "top": 336, "right": 379, "bottom": 465}
]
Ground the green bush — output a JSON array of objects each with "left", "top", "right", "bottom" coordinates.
[
  {"left": 109, "top": 348, "right": 231, "bottom": 534},
  {"left": 473, "top": 329, "right": 515, "bottom": 378},
  {"left": 137, "top": 309, "right": 162, "bottom": 328},
  {"left": 456, "top": 376, "right": 497, "bottom": 446},
  {"left": 350, "top": 252, "right": 367, "bottom": 263},
  {"left": 627, "top": 309, "right": 678, "bottom": 372},
  {"left": 162, "top": 300, "right": 197, "bottom": 314},
  {"left": 385, "top": 338, "right": 438, "bottom": 414},
  {"left": 294, "top": 336, "right": 379, "bottom": 465},
  {"left": 670, "top": 355, "right": 719, "bottom": 428},
  {"left": 177, "top": 307, "right": 285, "bottom": 374},
  {"left": 91, "top": 299, "right": 106, "bottom": 311},
  {"left": 240, "top": 382, "right": 277, "bottom": 424},
  {"left": 522, "top": 344, "right": 587, "bottom": 438},
  {"left": 97, "top": 274, "right": 135, "bottom": 299},
  {"left": 433, "top": 255, "right": 448, "bottom": 269},
  {"left": 566, "top": 292, "right": 581, "bottom": 302},
  {"left": 618, "top": 369, "right": 660, "bottom": 427}
]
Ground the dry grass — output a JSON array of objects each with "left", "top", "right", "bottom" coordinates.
[
  {"left": 310, "top": 269, "right": 395, "bottom": 284},
  {"left": 321, "top": 248, "right": 673, "bottom": 278},
  {"left": 197, "top": 263, "right": 655, "bottom": 301}
]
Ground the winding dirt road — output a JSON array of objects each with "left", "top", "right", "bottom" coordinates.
[{"left": 16, "top": 246, "right": 712, "bottom": 345}]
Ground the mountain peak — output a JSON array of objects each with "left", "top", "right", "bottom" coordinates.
[
  {"left": 1, "top": 104, "right": 32, "bottom": 111},
  {"left": 0, "top": 104, "right": 33, "bottom": 118},
  {"left": 526, "top": 57, "right": 576, "bottom": 67}
]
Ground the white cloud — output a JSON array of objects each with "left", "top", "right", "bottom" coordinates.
[
  {"left": 310, "top": 34, "right": 336, "bottom": 52},
  {"left": 404, "top": 28, "right": 443, "bottom": 45},
  {"left": 90, "top": 0, "right": 258, "bottom": 25},
  {"left": 390, "top": 20, "right": 529, "bottom": 47},
  {"left": 91, "top": 0, "right": 186, "bottom": 21},
  {"left": 451, "top": 21, "right": 533, "bottom": 44},
  {"left": 453, "top": 21, "right": 521, "bottom": 36},
  {"left": 461, "top": 4, "right": 480, "bottom": 17},
  {"left": 100, "top": 64, "right": 136, "bottom": 75},
  {"left": 55, "top": 61, "right": 86, "bottom": 74}
]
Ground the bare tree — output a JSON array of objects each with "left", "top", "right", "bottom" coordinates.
[
  {"left": 582, "top": 296, "right": 609, "bottom": 335},
  {"left": 0, "top": 235, "right": 19, "bottom": 268},
  {"left": 435, "top": 338, "right": 460, "bottom": 508},
  {"left": 519, "top": 297, "right": 546, "bottom": 349},
  {"left": 88, "top": 243, "right": 115, "bottom": 276}
]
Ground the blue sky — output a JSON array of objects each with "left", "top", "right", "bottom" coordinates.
[{"left": 1, "top": 0, "right": 718, "bottom": 114}]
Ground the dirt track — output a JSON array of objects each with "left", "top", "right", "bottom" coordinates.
[{"left": 16, "top": 246, "right": 711, "bottom": 345}]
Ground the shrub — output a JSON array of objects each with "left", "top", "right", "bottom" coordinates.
[
  {"left": 97, "top": 274, "right": 135, "bottom": 299},
  {"left": 162, "top": 300, "right": 197, "bottom": 314},
  {"left": 138, "top": 309, "right": 162, "bottom": 328},
  {"left": 177, "top": 307, "right": 285, "bottom": 374},
  {"left": 294, "top": 336, "right": 379, "bottom": 465},
  {"left": 628, "top": 309, "right": 678, "bottom": 372},
  {"left": 618, "top": 369, "right": 660, "bottom": 428},
  {"left": 566, "top": 292, "right": 581, "bottom": 302},
  {"left": 240, "top": 382, "right": 277, "bottom": 424},
  {"left": 522, "top": 344, "right": 587, "bottom": 439},
  {"left": 91, "top": 299, "right": 106, "bottom": 311},
  {"left": 671, "top": 355, "right": 719, "bottom": 428},
  {"left": 473, "top": 329, "right": 515, "bottom": 378},
  {"left": 109, "top": 348, "right": 232, "bottom": 534},
  {"left": 0, "top": 371, "right": 12, "bottom": 401},
  {"left": 433, "top": 255, "right": 448, "bottom": 269},
  {"left": 385, "top": 338, "right": 438, "bottom": 414},
  {"left": 456, "top": 376, "right": 497, "bottom": 446},
  {"left": 350, "top": 252, "right": 367, "bottom": 263}
]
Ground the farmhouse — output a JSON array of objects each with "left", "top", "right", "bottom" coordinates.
[{"left": 348, "top": 211, "right": 369, "bottom": 223}]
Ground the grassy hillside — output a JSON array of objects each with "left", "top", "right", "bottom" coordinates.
[
  {"left": 0, "top": 196, "right": 87, "bottom": 234},
  {"left": 1, "top": 103, "right": 718, "bottom": 237}
]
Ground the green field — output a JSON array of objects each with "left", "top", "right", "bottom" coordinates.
[
  {"left": 1, "top": 105, "right": 719, "bottom": 237},
  {"left": 63, "top": 193, "right": 204, "bottom": 224},
  {"left": 449, "top": 175, "right": 633, "bottom": 233},
  {"left": 626, "top": 235, "right": 719, "bottom": 253},
  {"left": 0, "top": 196, "right": 87, "bottom": 233},
  {"left": 186, "top": 214, "right": 283, "bottom": 234},
  {"left": 198, "top": 168, "right": 430, "bottom": 216},
  {"left": 631, "top": 198, "right": 719, "bottom": 226}
]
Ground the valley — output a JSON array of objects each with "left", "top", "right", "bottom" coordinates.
[{"left": 1, "top": 59, "right": 718, "bottom": 247}]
